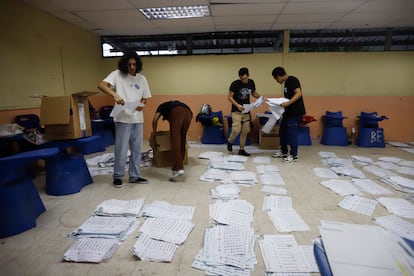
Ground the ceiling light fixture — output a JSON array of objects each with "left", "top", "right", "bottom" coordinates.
[{"left": 139, "top": 6, "right": 210, "bottom": 20}]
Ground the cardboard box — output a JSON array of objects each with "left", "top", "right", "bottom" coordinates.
[
  {"left": 260, "top": 131, "right": 280, "bottom": 149},
  {"left": 40, "top": 91, "right": 97, "bottom": 140},
  {"left": 150, "top": 131, "right": 188, "bottom": 167}
]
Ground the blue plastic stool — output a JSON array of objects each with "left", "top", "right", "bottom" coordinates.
[
  {"left": 321, "top": 127, "right": 348, "bottom": 146},
  {"left": 202, "top": 126, "right": 225, "bottom": 144},
  {"left": 297, "top": 126, "right": 312, "bottom": 145},
  {"left": 75, "top": 135, "right": 106, "bottom": 155},
  {"left": 356, "top": 127, "right": 385, "bottom": 147},
  {"left": 0, "top": 147, "right": 59, "bottom": 238},
  {"left": 91, "top": 120, "right": 115, "bottom": 147},
  {"left": 356, "top": 112, "right": 387, "bottom": 147},
  {"left": 42, "top": 136, "right": 101, "bottom": 196}
]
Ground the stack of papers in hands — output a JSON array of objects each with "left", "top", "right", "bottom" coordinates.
[
  {"left": 241, "top": 95, "right": 265, "bottom": 114},
  {"left": 266, "top": 97, "right": 289, "bottom": 120},
  {"left": 63, "top": 238, "right": 120, "bottom": 263}
]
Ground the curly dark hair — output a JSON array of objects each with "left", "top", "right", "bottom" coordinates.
[
  {"left": 272, "top": 67, "right": 286, "bottom": 77},
  {"left": 118, "top": 50, "right": 143, "bottom": 74}
]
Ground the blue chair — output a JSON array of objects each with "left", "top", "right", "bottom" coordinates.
[
  {"left": 197, "top": 111, "right": 226, "bottom": 144},
  {"left": 320, "top": 111, "right": 348, "bottom": 146},
  {"left": 356, "top": 112, "right": 388, "bottom": 147},
  {"left": 41, "top": 136, "right": 102, "bottom": 196},
  {"left": 226, "top": 116, "right": 251, "bottom": 146},
  {"left": 0, "top": 147, "right": 59, "bottom": 238}
]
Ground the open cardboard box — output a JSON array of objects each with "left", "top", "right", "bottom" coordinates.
[
  {"left": 150, "top": 131, "right": 188, "bottom": 167},
  {"left": 40, "top": 91, "right": 98, "bottom": 140}
]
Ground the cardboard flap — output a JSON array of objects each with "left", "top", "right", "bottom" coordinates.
[
  {"left": 72, "top": 91, "right": 99, "bottom": 97},
  {"left": 40, "top": 96, "right": 71, "bottom": 125}
]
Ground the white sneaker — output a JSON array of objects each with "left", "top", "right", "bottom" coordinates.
[
  {"left": 282, "top": 155, "right": 298, "bottom": 162},
  {"left": 171, "top": 170, "right": 185, "bottom": 177},
  {"left": 272, "top": 150, "right": 287, "bottom": 158},
  {"left": 170, "top": 170, "right": 185, "bottom": 181}
]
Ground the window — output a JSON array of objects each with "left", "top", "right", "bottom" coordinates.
[{"left": 100, "top": 28, "right": 414, "bottom": 57}]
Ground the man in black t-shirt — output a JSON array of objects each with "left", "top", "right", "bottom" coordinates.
[
  {"left": 271, "top": 67, "right": 306, "bottom": 162},
  {"left": 152, "top": 101, "right": 193, "bottom": 180},
  {"left": 227, "top": 67, "right": 262, "bottom": 156}
]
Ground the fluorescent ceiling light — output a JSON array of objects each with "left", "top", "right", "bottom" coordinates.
[{"left": 139, "top": 6, "right": 210, "bottom": 20}]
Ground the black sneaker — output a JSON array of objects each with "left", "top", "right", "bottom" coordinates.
[
  {"left": 129, "top": 177, "right": 149, "bottom": 184},
  {"left": 113, "top": 179, "right": 123, "bottom": 188},
  {"left": 238, "top": 149, "right": 250, "bottom": 156},
  {"left": 227, "top": 142, "right": 233, "bottom": 152}
]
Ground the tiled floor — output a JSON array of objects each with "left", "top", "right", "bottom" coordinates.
[{"left": 1, "top": 140, "right": 413, "bottom": 275}]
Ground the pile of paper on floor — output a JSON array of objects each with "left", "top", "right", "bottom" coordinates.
[
  {"left": 67, "top": 216, "right": 139, "bottom": 241},
  {"left": 192, "top": 225, "right": 257, "bottom": 276},
  {"left": 63, "top": 238, "right": 120, "bottom": 263},
  {"left": 132, "top": 200, "right": 195, "bottom": 262},
  {"left": 209, "top": 199, "right": 254, "bottom": 226},
  {"left": 258, "top": 234, "right": 318, "bottom": 274},
  {"left": 210, "top": 183, "right": 240, "bottom": 200},
  {"left": 93, "top": 198, "right": 145, "bottom": 217}
]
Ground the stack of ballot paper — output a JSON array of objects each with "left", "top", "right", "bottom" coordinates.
[
  {"left": 132, "top": 233, "right": 178, "bottom": 262},
  {"left": 93, "top": 198, "right": 145, "bottom": 217},
  {"left": 67, "top": 216, "right": 139, "bottom": 241},
  {"left": 210, "top": 184, "right": 240, "bottom": 200},
  {"left": 137, "top": 217, "right": 194, "bottom": 245},
  {"left": 209, "top": 199, "right": 254, "bottom": 226},
  {"left": 192, "top": 225, "right": 257, "bottom": 275},
  {"left": 258, "top": 234, "right": 319, "bottom": 273},
  {"left": 141, "top": 200, "right": 195, "bottom": 220},
  {"left": 63, "top": 238, "right": 120, "bottom": 263}
]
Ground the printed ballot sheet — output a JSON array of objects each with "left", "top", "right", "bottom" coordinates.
[
  {"left": 132, "top": 233, "right": 178, "bottom": 262},
  {"left": 259, "top": 172, "right": 285, "bottom": 186},
  {"left": 93, "top": 198, "right": 145, "bottom": 217},
  {"left": 63, "top": 238, "right": 120, "bottom": 263},
  {"left": 350, "top": 178, "right": 394, "bottom": 195},
  {"left": 267, "top": 209, "right": 310, "bottom": 232},
  {"left": 194, "top": 225, "right": 257, "bottom": 274},
  {"left": 138, "top": 217, "right": 194, "bottom": 245},
  {"left": 312, "top": 167, "right": 339, "bottom": 179},
  {"left": 338, "top": 195, "right": 378, "bottom": 216},
  {"left": 209, "top": 199, "right": 254, "bottom": 226},
  {"left": 141, "top": 200, "right": 195, "bottom": 220},
  {"left": 320, "top": 179, "right": 362, "bottom": 196},
  {"left": 374, "top": 214, "right": 414, "bottom": 241},
  {"left": 261, "top": 185, "right": 288, "bottom": 195},
  {"left": 258, "top": 235, "right": 318, "bottom": 273},
  {"left": 67, "top": 216, "right": 139, "bottom": 241}
]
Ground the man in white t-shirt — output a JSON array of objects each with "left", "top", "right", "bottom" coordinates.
[{"left": 98, "top": 51, "right": 152, "bottom": 188}]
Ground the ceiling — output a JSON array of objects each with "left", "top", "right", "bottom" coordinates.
[{"left": 23, "top": 0, "right": 414, "bottom": 37}]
